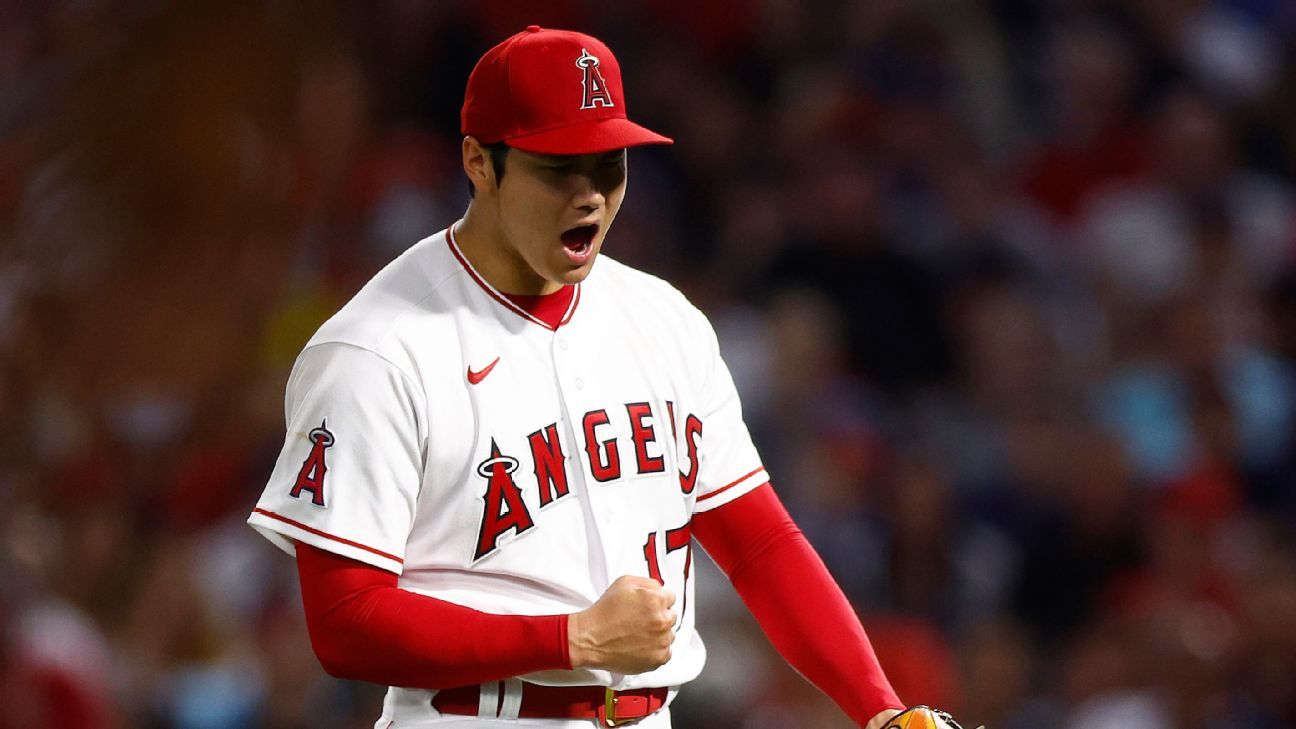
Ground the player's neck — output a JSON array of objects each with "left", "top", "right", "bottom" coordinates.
[{"left": 454, "top": 209, "right": 562, "bottom": 296}]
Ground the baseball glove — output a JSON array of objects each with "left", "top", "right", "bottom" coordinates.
[{"left": 883, "top": 705, "right": 981, "bottom": 729}]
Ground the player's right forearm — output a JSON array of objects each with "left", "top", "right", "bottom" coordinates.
[{"left": 296, "top": 543, "right": 571, "bottom": 688}]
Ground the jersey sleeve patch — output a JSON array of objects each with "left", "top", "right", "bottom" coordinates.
[{"left": 288, "top": 422, "right": 335, "bottom": 506}]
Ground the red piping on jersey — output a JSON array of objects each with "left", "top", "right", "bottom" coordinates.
[
  {"left": 445, "top": 225, "right": 580, "bottom": 331},
  {"left": 696, "top": 466, "right": 767, "bottom": 503},
  {"left": 253, "top": 508, "right": 404, "bottom": 564}
]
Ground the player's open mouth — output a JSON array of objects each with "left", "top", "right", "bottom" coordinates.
[{"left": 561, "top": 224, "right": 598, "bottom": 259}]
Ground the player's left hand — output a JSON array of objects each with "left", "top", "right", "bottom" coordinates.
[{"left": 866, "top": 705, "right": 982, "bottom": 729}]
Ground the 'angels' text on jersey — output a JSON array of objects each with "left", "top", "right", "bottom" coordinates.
[{"left": 470, "top": 399, "right": 702, "bottom": 561}]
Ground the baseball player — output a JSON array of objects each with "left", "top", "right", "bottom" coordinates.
[{"left": 249, "top": 25, "right": 970, "bottom": 729}]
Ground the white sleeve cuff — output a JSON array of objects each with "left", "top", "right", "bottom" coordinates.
[
  {"left": 692, "top": 466, "right": 770, "bottom": 513},
  {"left": 247, "top": 508, "right": 405, "bottom": 575}
]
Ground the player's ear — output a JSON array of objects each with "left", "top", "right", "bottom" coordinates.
[{"left": 463, "top": 136, "right": 496, "bottom": 195}]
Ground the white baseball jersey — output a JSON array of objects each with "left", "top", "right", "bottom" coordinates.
[{"left": 248, "top": 224, "right": 770, "bottom": 722}]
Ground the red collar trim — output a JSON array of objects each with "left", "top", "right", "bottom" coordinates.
[
  {"left": 501, "top": 286, "right": 576, "bottom": 330},
  {"left": 445, "top": 224, "right": 580, "bottom": 331}
]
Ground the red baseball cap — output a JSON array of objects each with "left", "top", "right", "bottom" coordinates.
[{"left": 461, "top": 25, "right": 673, "bottom": 155}]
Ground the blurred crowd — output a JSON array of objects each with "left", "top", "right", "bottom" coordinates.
[{"left": 2, "top": 1, "right": 1295, "bottom": 728}]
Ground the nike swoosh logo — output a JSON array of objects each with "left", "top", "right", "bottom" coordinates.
[{"left": 467, "top": 357, "right": 500, "bottom": 385}]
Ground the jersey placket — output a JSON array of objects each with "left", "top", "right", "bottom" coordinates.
[{"left": 548, "top": 322, "right": 620, "bottom": 599}]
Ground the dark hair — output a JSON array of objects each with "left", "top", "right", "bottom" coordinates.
[{"left": 468, "top": 141, "right": 511, "bottom": 197}]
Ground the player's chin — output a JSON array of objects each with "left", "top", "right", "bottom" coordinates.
[{"left": 550, "top": 255, "right": 598, "bottom": 285}]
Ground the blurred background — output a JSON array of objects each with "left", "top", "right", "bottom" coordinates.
[{"left": 2, "top": 1, "right": 1295, "bottom": 727}]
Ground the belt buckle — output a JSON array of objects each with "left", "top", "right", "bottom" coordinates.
[{"left": 600, "top": 687, "right": 641, "bottom": 727}]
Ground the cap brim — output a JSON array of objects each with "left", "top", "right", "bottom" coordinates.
[{"left": 503, "top": 117, "right": 673, "bottom": 155}]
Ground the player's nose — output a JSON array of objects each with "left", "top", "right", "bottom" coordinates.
[{"left": 569, "top": 173, "right": 606, "bottom": 211}]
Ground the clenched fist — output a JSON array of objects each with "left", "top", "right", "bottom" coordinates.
[{"left": 567, "top": 575, "right": 677, "bottom": 674}]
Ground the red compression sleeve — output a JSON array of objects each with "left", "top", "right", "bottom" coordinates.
[
  {"left": 294, "top": 543, "right": 571, "bottom": 689},
  {"left": 692, "top": 483, "right": 903, "bottom": 725}
]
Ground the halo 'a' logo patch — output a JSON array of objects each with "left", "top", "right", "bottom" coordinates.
[
  {"left": 290, "top": 420, "right": 334, "bottom": 507},
  {"left": 576, "top": 49, "right": 614, "bottom": 110},
  {"left": 473, "top": 439, "right": 535, "bottom": 560}
]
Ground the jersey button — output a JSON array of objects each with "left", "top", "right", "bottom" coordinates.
[
  {"left": 575, "top": 378, "right": 584, "bottom": 389},
  {"left": 558, "top": 339, "right": 568, "bottom": 351}
]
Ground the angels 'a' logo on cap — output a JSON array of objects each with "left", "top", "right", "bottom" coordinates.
[{"left": 576, "top": 48, "right": 614, "bottom": 110}]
